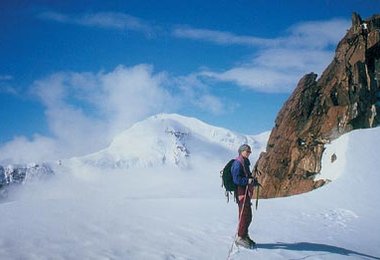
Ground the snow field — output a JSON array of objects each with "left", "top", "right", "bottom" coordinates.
[{"left": 0, "top": 116, "right": 379, "bottom": 259}]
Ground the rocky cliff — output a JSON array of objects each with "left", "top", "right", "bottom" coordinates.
[
  {"left": 0, "top": 163, "right": 54, "bottom": 198},
  {"left": 254, "top": 13, "right": 380, "bottom": 198}
]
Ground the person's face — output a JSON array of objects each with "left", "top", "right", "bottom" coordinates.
[{"left": 241, "top": 149, "right": 251, "bottom": 159}]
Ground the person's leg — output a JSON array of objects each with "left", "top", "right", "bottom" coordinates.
[{"left": 238, "top": 198, "right": 251, "bottom": 238}]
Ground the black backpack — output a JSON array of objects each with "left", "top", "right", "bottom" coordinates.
[{"left": 220, "top": 159, "right": 237, "bottom": 202}]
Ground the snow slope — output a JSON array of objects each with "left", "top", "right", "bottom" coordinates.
[
  {"left": 75, "top": 113, "right": 268, "bottom": 169},
  {"left": 0, "top": 116, "right": 379, "bottom": 260}
]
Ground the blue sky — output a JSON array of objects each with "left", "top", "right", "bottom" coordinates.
[{"left": 0, "top": 0, "right": 377, "bottom": 163}]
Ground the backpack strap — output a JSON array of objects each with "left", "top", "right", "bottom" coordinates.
[{"left": 235, "top": 156, "right": 250, "bottom": 177}]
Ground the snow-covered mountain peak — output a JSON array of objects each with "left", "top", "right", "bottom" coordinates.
[{"left": 76, "top": 113, "right": 269, "bottom": 169}]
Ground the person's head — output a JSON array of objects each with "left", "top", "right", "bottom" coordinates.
[{"left": 238, "top": 144, "right": 252, "bottom": 158}]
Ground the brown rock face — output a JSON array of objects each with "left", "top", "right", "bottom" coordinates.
[{"left": 254, "top": 13, "right": 380, "bottom": 198}]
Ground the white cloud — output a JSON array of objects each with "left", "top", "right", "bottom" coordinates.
[
  {"left": 201, "top": 67, "right": 296, "bottom": 93},
  {"left": 173, "top": 19, "right": 349, "bottom": 50},
  {"left": 98, "top": 65, "right": 173, "bottom": 132},
  {"left": 0, "top": 65, "right": 175, "bottom": 164},
  {"left": 172, "top": 27, "right": 276, "bottom": 47},
  {"left": 172, "top": 73, "right": 227, "bottom": 114},
  {"left": 199, "top": 48, "right": 334, "bottom": 93},
  {"left": 0, "top": 64, "right": 228, "bottom": 164},
  {"left": 0, "top": 135, "right": 58, "bottom": 164},
  {"left": 185, "top": 18, "right": 350, "bottom": 93},
  {"left": 254, "top": 48, "right": 332, "bottom": 72},
  {"left": 195, "top": 95, "right": 224, "bottom": 115},
  {"left": 39, "top": 11, "right": 157, "bottom": 36},
  {"left": 285, "top": 19, "right": 351, "bottom": 49}
]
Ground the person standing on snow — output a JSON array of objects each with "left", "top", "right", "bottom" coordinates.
[{"left": 231, "top": 144, "right": 257, "bottom": 248}]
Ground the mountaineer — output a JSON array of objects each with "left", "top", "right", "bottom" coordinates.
[{"left": 231, "top": 144, "right": 257, "bottom": 248}]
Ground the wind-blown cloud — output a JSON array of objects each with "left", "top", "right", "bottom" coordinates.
[
  {"left": 172, "top": 73, "right": 226, "bottom": 115},
  {"left": 175, "top": 19, "right": 350, "bottom": 92},
  {"left": 173, "top": 19, "right": 349, "bottom": 49},
  {"left": 0, "top": 135, "right": 58, "bottom": 164},
  {"left": 201, "top": 67, "right": 296, "bottom": 93},
  {"left": 285, "top": 19, "right": 351, "bottom": 49},
  {"left": 35, "top": 64, "right": 173, "bottom": 151},
  {"left": 39, "top": 11, "right": 158, "bottom": 36},
  {"left": 0, "top": 65, "right": 175, "bottom": 163},
  {"left": 200, "top": 48, "right": 334, "bottom": 93},
  {"left": 0, "top": 65, "right": 226, "bottom": 164},
  {"left": 172, "top": 27, "right": 276, "bottom": 47}
]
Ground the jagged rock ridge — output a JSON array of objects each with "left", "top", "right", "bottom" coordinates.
[
  {"left": 0, "top": 163, "right": 54, "bottom": 197},
  {"left": 254, "top": 13, "right": 380, "bottom": 198}
]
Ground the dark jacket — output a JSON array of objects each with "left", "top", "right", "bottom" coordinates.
[
  {"left": 231, "top": 156, "right": 252, "bottom": 201},
  {"left": 231, "top": 155, "right": 250, "bottom": 186}
]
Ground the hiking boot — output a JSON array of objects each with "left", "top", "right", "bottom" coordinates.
[
  {"left": 246, "top": 235, "right": 256, "bottom": 246},
  {"left": 235, "top": 236, "right": 253, "bottom": 249}
]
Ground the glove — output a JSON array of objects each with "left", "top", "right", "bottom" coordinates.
[{"left": 248, "top": 177, "right": 259, "bottom": 186}]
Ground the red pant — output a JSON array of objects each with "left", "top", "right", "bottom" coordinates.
[{"left": 238, "top": 196, "right": 252, "bottom": 238}]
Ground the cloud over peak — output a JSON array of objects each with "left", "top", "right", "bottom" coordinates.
[
  {"left": 0, "top": 65, "right": 226, "bottom": 164},
  {"left": 0, "top": 65, "right": 175, "bottom": 163}
]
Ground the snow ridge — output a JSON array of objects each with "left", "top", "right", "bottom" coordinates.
[{"left": 76, "top": 113, "right": 268, "bottom": 169}]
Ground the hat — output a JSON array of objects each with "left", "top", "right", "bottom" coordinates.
[{"left": 238, "top": 144, "right": 251, "bottom": 154}]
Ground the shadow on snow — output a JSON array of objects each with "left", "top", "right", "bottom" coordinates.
[{"left": 257, "top": 242, "right": 380, "bottom": 259}]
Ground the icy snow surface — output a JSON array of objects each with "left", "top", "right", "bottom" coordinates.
[{"left": 0, "top": 114, "right": 379, "bottom": 259}]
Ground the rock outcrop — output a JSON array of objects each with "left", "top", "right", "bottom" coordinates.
[
  {"left": 0, "top": 163, "right": 54, "bottom": 198},
  {"left": 254, "top": 13, "right": 380, "bottom": 198}
]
